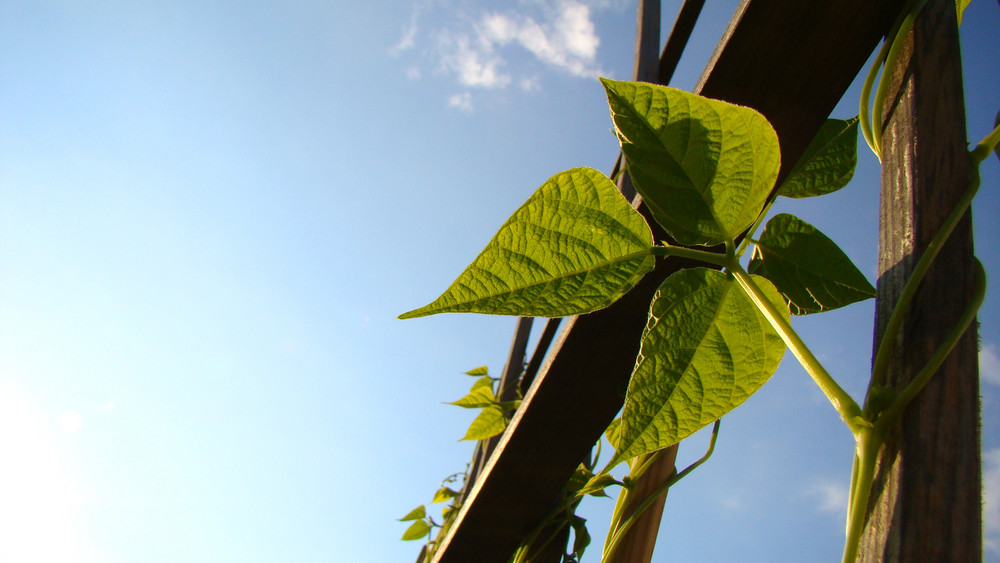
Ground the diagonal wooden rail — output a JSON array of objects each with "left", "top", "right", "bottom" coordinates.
[{"left": 430, "top": 1, "right": 907, "bottom": 561}]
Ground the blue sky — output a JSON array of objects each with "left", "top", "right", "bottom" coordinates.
[{"left": 0, "top": 1, "right": 998, "bottom": 561}]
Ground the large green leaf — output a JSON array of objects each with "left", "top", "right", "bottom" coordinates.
[
  {"left": 608, "top": 268, "right": 786, "bottom": 467},
  {"left": 601, "top": 78, "right": 780, "bottom": 246},
  {"left": 748, "top": 214, "right": 875, "bottom": 315},
  {"left": 777, "top": 117, "right": 859, "bottom": 198},
  {"left": 400, "top": 167, "right": 654, "bottom": 319},
  {"left": 460, "top": 405, "right": 507, "bottom": 441}
]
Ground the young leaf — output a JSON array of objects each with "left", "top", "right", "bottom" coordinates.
[
  {"left": 776, "top": 117, "right": 859, "bottom": 198},
  {"left": 448, "top": 383, "right": 496, "bottom": 409},
  {"left": 399, "top": 167, "right": 655, "bottom": 319},
  {"left": 579, "top": 473, "right": 619, "bottom": 497},
  {"left": 470, "top": 375, "right": 494, "bottom": 391},
  {"left": 608, "top": 268, "right": 786, "bottom": 468},
  {"left": 464, "top": 366, "right": 489, "bottom": 376},
  {"left": 748, "top": 213, "right": 875, "bottom": 315},
  {"left": 460, "top": 405, "right": 508, "bottom": 441},
  {"left": 431, "top": 487, "right": 459, "bottom": 504},
  {"left": 570, "top": 515, "right": 591, "bottom": 558},
  {"left": 399, "top": 505, "right": 426, "bottom": 522},
  {"left": 401, "top": 519, "right": 431, "bottom": 541},
  {"left": 601, "top": 78, "right": 780, "bottom": 246}
]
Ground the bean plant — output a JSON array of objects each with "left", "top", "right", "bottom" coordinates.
[{"left": 399, "top": 6, "right": 999, "bottom": 557}]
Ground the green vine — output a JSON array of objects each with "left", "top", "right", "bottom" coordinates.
[{"left": 400, "top": 8, "right": 996, "bottom": 556}]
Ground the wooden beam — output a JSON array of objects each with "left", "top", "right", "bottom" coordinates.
[
  {"left": 859, "top": 0, "right": 981, "bottom": 559},
  {"left": 429, "top": 1, "right": 907, "bottom": 561}
]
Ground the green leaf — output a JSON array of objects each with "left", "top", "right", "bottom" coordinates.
[
  {"left": 748, "top": 214, "right": 875, "bottom": 315},
  {"left": 449, "top": 382, "right": 496, "bottom": 409},
  {"left": 431, "top": 487, "right": 459, "bottom": 504},
  {"left": 604, "top": 417, "right": 621, "bottom": 448},
  {"left": 957, "top": 0, "right": 972, "bottom": 24},
  {"left": 579, "top": 473, "right": 619, "bottom": 497},
  {"left": 570, "top": 515, "right": 591, "bottom": 558},
  {"left": 401, "top": 519, "right": 431, "bottom": 541},
  {"left": 564, "top": 464, "right": 593, "bottom": 496},
  {"left": 460, "top": 405, "right": 508, "bottom": 441},
  {"left": 601, "top": 78, "right": 780, "bottom": 246},
  {"left": 400, "top": 167, "right": 655, "bottom": 319},
  {"left": 399, "top": 505, "right": 426, "bottom": 522},
  {"left": 464, "top": 366, "right": 489, "bottom": 376},
  {"left": 470, "top": 375, "right": 494, "bottom": 392},
  {"left": 777, "top": 117, "right": 859, "bottom": 198},
  {"left": 608, "top": 268, "right": 786, "bottom": 467}
]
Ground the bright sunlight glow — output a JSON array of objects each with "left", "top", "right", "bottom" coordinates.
[{"left": 0, "top": 381, "right": 89, "bottom": 562}]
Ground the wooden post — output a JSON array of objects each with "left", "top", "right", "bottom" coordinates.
[{"left": 860, "top": 0, "right": 981, "bottom": 560}]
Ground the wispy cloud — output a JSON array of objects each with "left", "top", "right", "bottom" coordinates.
[
  {"left": 389, "top": 4, "right": 422, "bottom": 56},
  {"left": 448, "top": 92, "right": 474, "bottom": 113},
  {"left": 986, "top": 447, "right": 1000, "bottom": 555},
  {"left": 392, "top": 0, "right": 608, "bottom": 111},
  {"left": 807, "top": 479, "right": 849, "bottom": 518}
]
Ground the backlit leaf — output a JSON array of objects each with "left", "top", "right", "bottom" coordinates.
[
  {"left": 449, "top": 381, "right": 495, "bottom": 409},
  {"left": 460, "top": 405, "right": 507, "bottom": 441},
  {"left": 431, "top": 487, "right": 459, "bottom": 504},
  {"left": 399, "top": 505, "right": 426, "bottom": 522},
  {"left": 464, "top": 366, "right": 489, "bottom": 376},
  {"left": 401, "top": 519, "right": 431, "bottom": 541},
  {"left": 748, "top": 214, "right": 875, "bottom": 315},
  {"left": 777, "top": 117, "right": 858, "bottom": 198},
  {"left": 608, "top": 268, "right": 786, "bottom": 467},
  {"left": 400, "top": 167, "right": 654, "bottom": 319},
  {"left": 601, "top": 78, "right": 780, "bottom": 246}
]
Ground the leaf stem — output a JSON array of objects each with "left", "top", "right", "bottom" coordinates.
[
  {"left": 874, "top": 259, "right": 986, "bottom": 432},
  {"left": 971, "top": 122, "right": 1000, "bottom": 164},
  {"left": 842, "top": 429, "right": 881, "bottom": 563},
  {"left": 602, "top": 421, "right": 720, "bottom": 562},
  {"left": 651, "top": 244, "right": 728, "bottom": 267},
  {"left": 728, "top": 263, "right": 865, "bottom": 431}
]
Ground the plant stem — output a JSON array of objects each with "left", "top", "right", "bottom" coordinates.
[
  {"left": 869, "top": 156, "right": 981, "bottom": 394},
  {"left": 602, "top": 421, "right": 720, "bottom": 562},
  {"left": 650, "top": 244, "right": 728, "bottom": 267},
  {"left": 875, "top": 259, "right": 986, "bottom": 432},
  {"left": 728, "top": 264, "right": 865, "bottom": 431},
  {"left": 971, "top": 123, "right": 1000, "bottom": 164},
  {"left": 842, "top": 429, "right": 882, "bottom": 563}
]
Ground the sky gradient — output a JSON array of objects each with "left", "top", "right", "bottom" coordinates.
[{"left": 1, "top": 1, "right": 998, "bottom": 561}]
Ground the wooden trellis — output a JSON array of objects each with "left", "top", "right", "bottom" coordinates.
[{"left": 423, "top": 0, "right": 980, "bottom": 561}]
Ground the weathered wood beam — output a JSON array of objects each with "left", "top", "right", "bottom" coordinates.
[
  {"left": 859, "top": 0, "right": 980, "bottom": 559},
  {"left": 430, "top": 1, "right": 907, "bottom": 561}
]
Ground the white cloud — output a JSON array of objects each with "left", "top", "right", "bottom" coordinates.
[
  {"left": 478, "top": 1, "right": 601, "bottom": 78},
  {"left": 982, "top": 343, "right": 1000, "bottom": 386},
  {"left": 448, "top": 92, "right": 474, "bottom": 113},
  {"left": 808, "top": 479, "right": 850, "bottom": 517},
  {"left": 439, "top": 33, "right": 512, "bottom": 89},
  {"left": 986, "top": 447, "right": 1000, "bottom": 555},
  {"left": 394, "top": 0, "right": 604, "bottom": 105}
]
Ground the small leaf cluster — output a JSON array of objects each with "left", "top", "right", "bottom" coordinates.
[
  {"left": 398, "top": 473, "right": 463, "bottom": 546},
  {"left": 448, "top": 366, "right": 521, "bottom": 441}
]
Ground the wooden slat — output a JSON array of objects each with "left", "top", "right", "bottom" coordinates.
[
  {"left": 859, "top": 0, "right": 980, "bottom": 559},
  {"left": 429, "top": 1, "right": 907, "bottom": 561}
]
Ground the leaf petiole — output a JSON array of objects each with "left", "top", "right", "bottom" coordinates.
[
  {"left": 650, "top": 244, "right": 728, "bottom": 267},
  {"left": 728, "top": 263, "right": 865, "bottom": 431}
]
